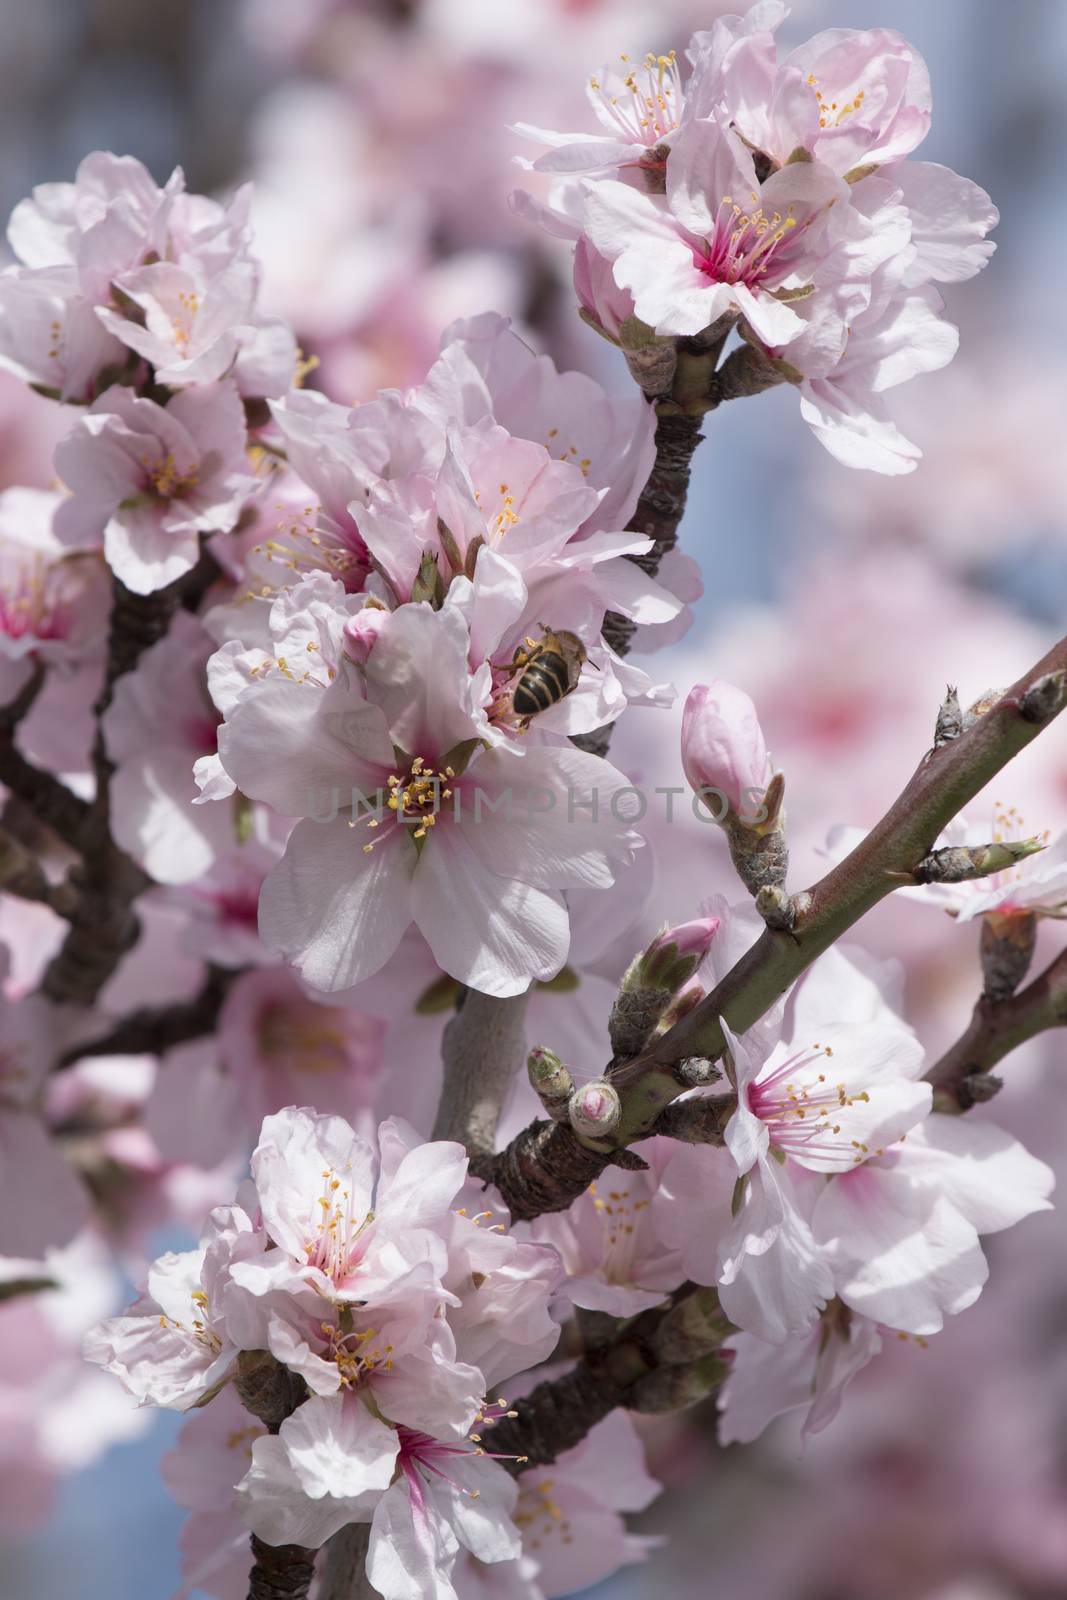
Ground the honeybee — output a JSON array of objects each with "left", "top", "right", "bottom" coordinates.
[{"left": 507, "top": 627, "right": 588, "bottom": 726}]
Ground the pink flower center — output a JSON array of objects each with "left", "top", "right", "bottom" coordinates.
[
  {"left": 254, "top": 500, "right": 371, "bottom": 595},
  {"left": 355, "top": 756, "right": 455, "bottom": 856},
  {"left": 807, "top": 73, "right": 868, "bottom": 132},
  {"left": 0, "top": 554, "right": 72, "bottom": 642},
  {"left": 696, "top": 193, "right": 804, "bottom": 291},
  {"left": 305, "top": 1167, "right": 375, "bottom": 1286},
  {"left": 589, "top": 1179, "right": 651, "bottom": 1285},
  {"left": 258, "top": 1002, "right": 352, "bottom": 1076},
  {"left": 143, "top": 450, "right": 199, "bottom": 500},
  {"left": 748, "top": 1043, "right": 878, "bottom": 1165}
]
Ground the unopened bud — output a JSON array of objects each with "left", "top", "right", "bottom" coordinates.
[
  {"left": 675, "top": 1055, "right": 719, "bottom": 1088},
  {"left": 934, "top": 685, "right": 963, "bottom": 747},
  {"left": 1020, "top": 670, "right": 1067, "bottom": 725},
  {"left": 343, "top": 603, "right": 389, "bottom": 663},
  {"left": 610, "top": 919, "right": 718, "bottom": 1056},
  {"left": 980, "top": 910, "right": 1038, "bottom": 1000},
  {"left": 651, "top": 1288, "right": 734, "bottom": 1365},
  {"left": 682, "top": 682, "right": 772, "bottom": 818},
  {"left": 754, "top": 883, "right": 797, "bottom": 932},
  {"left": 654, "top": 980, "right": 706, "bottom": 1037},
  {"left": 527, "top": 1047, "right": 575, "bottom": 1122},
  {"left": 569, "top": 1081, "right": 621, "bottom": 1141},
  {"left": 914, "top": 837, "right": 1046, "bottom": 885},
  {"left": 630, "top": 1350, "right": 734, "bottom": 1413},
  {"left": 652, "top": 1095, "right": 731, "bottom": 1144},
  {"left": 411, "top": 550, "right": 446, "bottom": 608},
  {"left": 617, "top": 315, "right": 677, "bottom": 396}
]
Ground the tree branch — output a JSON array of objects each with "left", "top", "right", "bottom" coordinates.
[
  {"left": 477, "top": 634, "right": 1067, "bottom": 1219},
  {"left": 0, "top": 663, "right": 91, "bottom": 849},
  {"left": 53, "top": 963, "right": 239, "bottom": 1070},
  {"left": 489, "top": 1284, "right": 733, "bottom": 1472},
  {"left": 235, "top": 1352, "right": 315, "bottom": 1600},
  {"left": 927, "top": 946, "right": 1067, "bottom": 1108},
  {"left": 316, "top": 1525, "right": 374, "bottom": 1600},
  {"left": 431, "top": 989, "right": 530, "bottom": 1153},
  {"left": 38, "top": 567, "right": 212, "bottom": 1006}
]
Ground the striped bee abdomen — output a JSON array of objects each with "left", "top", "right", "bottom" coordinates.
[{"left": 513, "top": 651, "right": 571, "bottom": 717}]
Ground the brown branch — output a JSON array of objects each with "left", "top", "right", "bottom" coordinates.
[
  {"left": 489, "top": 1284, "right": 733, "bottom": 1472},
  {"left": 477, "top": 635, "right": 1067, "bottom": 1219},
  {"left": 53, "top": 964, "right": 239, "bottom": 1070},
  {"left": 39, "top": 563, "right": 215, "bottom": 1006},
  {"left": 0, "top": 663, "right": 91, "bottom": 849},
  {"left": 927, "top": 946, "right": 1067, "bottom": 1108},
  {"left": 235, "top": 1352, "right": 316, "bottom": 1600}
]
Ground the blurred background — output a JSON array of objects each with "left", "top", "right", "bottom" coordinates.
[{"left": 1, "top": 2, "right": 1066, "bottom": 1598}]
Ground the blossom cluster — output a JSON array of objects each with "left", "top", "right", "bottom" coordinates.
[
  {"left": 0, "top": 5, "right": 1062, "bottom": 1600},
  {"left": 85, "top": 1106, "right": 660, "bottom": 1599},
  {"left": 515, "top": 1, "right": 997, "bottom": 472}
]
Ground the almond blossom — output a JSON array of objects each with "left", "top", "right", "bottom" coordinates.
[
  {"left": 82, "top": 1201, "right": 258, "bottom": 1410},
  {"left": 238, "top": 1390, "right": 522, "bottom": 1598},
  {"left": 529, "top": 1138, "right": 686, "bottom": 1315},
  {"left": 213, "top": 597, "right": 642, "bottom": 995},
  {"left": 54, "top": 380, "right": 256, "bottom": 594}
]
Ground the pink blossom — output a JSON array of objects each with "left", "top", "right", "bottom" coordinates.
[
  {"left": 54, "top": 381, "right": 256, "bottom": 594},
  {"left": 227, "top": 1107, "right": 468, "bottom": 1306},
  {"left": 579, "top": 119, "right": 850, "bottom": 342},
  {"left": 529, "top": 1138, "right": 687, "bottom": 1315},
  {"left": 82, "top": 1202, "right": 259, "bottom": 1410},
  {"left": 422, "top": 312, "right": 656, "bottom": 540},
  {"left": 441, "top": 1181, "right": 562, "bottom": 1386},
  {"left": 470, "top": 1408, "right": 662, "bottom": 1599},
  {"left": 238, "top": 1389, "right": 521, "bottom": 1596},
  {"left": 515, "top": 49, "right": 688, "bottom": 180},
  {"left": 216, "top": 966, "right": 386, "bottom": 1130},
  {"left": 811, "top": 1113, "right": 1054, "bottom": 1335},
  {"left": 718, "top": 1310, "right": 883, "bottom": 1445},
  {"left": 102, "top": 610, "right": 236, "bottom": 883},
  {"left": 681, "top": 679, "right": 773, "bottom": 817},
  {"left": 690, "top": 14, "right": 933, "bottom": 177},
  {"left": 0, "top": 486, "right": 109, "bottom": 696},
  {"left": 215, "top": 600, "right": 641, "bottom": 996}
]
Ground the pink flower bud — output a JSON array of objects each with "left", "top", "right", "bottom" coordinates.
[
  {"left": 569, "top": 1081, "right": 621, "bottom": 1139},
  {"left": 343, "top": 606, "right": 389, "bottom": 664},
  {"left": 653, "top": 917, "right": 720, "bottom": 962},
  {"left": 681, "top": 681, "right": 771, "bottom": 819},
  {"left": 573, "top": 238, "right": 634, "bottom": 340}
]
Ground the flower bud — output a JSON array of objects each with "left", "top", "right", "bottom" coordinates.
[
  {"left": 914, "top": 837, "right": 1046, "bottom": 885},
  {"left": 343, "top": 604, "right": 389, "bottom": 664},
  {"left": 651, "top": 1288, "right": 734, "bottom": 1366},
  {"left": 610, "top": 920, "right": 718, "bottom": 1057},
  {"left": 653, "top": 979, "right": 706, "bottom": 1038},
  {"left": 574, "top": 237, "right": 635, "bottom": 343},
  {"left": 569, "top": 1081, "right": 621, "bottom": 1141},
  {"left": 681, "top": 681, "right": 772, "bottom": 820},
  {"left": 630, "top": 1350, "right": 734, "bottom": 1414},
  {"left": 527, "top": 1046, "right": 575, "bottom": 1122}
]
